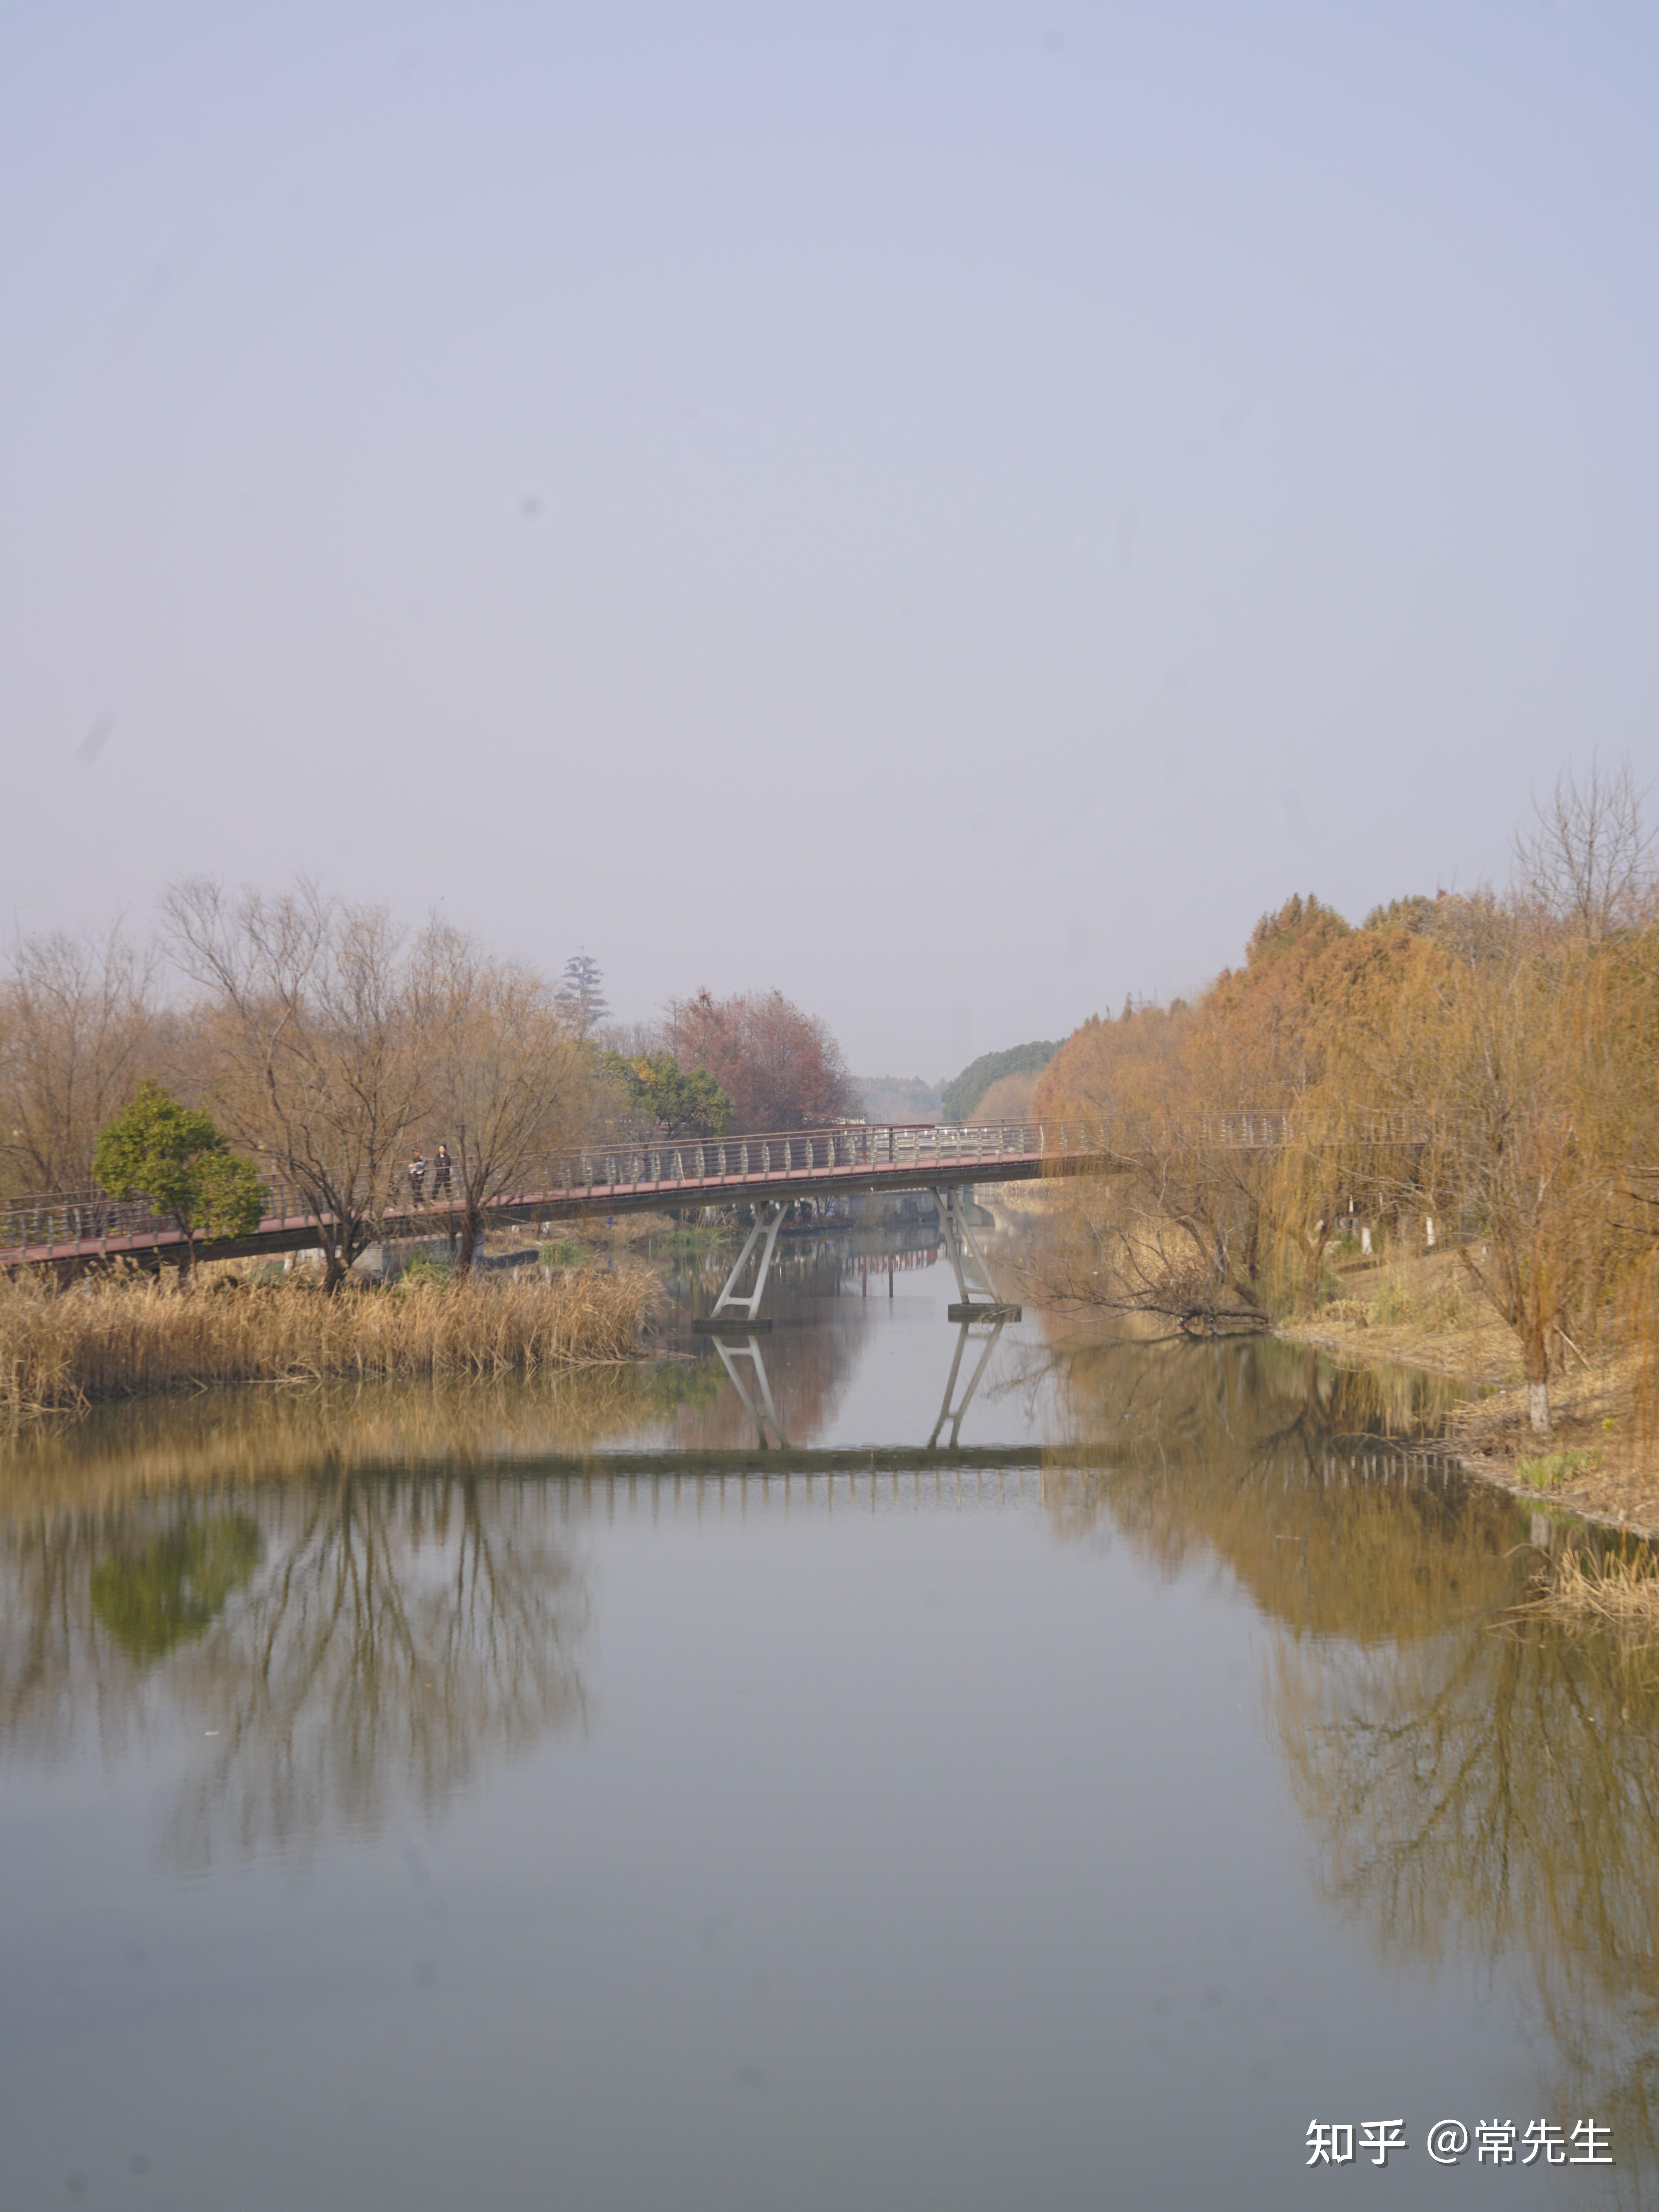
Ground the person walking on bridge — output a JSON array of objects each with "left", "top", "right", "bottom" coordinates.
[
  {"left": 407, "top": 1153, "right": 427, "bottom": 1207},
  {"left": 433, "top": 1143, "right": 452, "bottom": 1200}
]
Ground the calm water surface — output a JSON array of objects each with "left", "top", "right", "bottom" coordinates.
[{"left": 1, "top": 1244, "right": 1652, "bottom": 2208}]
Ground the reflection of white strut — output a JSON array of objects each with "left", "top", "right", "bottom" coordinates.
[
  {"left": 713, "top": 1333, "right": 788, "bottom": 1450},
  {"left": 931, "top": 1187, "right": 1021, "bottom": 1322},
  {"left": 698, "top": 1200, "right": 789, "bottom": 1329},
  {"left": 929, "top": 1316, "right": 1007, "bottom": 1451}
]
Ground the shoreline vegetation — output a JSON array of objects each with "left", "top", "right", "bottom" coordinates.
[
  {"left": 0, "top": 1263, "right": 657, "bottom": 1425},
  {"left": 1019, "top": 759, "right": 1659, "bottom": 1621}
]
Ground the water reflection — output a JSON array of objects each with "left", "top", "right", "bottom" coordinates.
[
  {"left": 7, "top": 1306, "right": 1659, "bottom": 2190},
  {"left": 91, "top": 1511, "right": 264, "bottom": 1663},
  {"left": 1036, "top": 1332, "right": 1510, "bottom": 1636},
  {"left": 0, "top": 1367, "right": 663, "bottom": 1510},
  {"left": 654, "top": 1240, "right": 875, "bottom": 1450},
  {"left": 1277, "top": 1607, "right": 1659, "bottom": 2187},
  {"left": 930, "top": 1315, "right": 1008, "bottom": 1450},
  {"left": 1046, "top": 1329, "right": 1659, "bottom": 2189},
  {"left": 0, "top": 1467, "right": 588, "bottom": 1868},
  {"left": 712, "top": 1333, "right": 789, "bottom": 1448}
]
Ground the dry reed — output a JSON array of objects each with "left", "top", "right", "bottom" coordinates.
[
  {"left": 1525, "top": 1546, "right": 1659, "bottom": 1638},
  {"left": 0, "top": 1266, "right": 656, "bottom": 1423}
]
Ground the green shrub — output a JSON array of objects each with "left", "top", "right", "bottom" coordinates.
[
  {"left": 399, "top": 1253, "right": 453, "bottom": 1290},
  {"left": 540, "top": 1240, "right": 588, "bottom": 1268},
  {"left": 1517, "top": 1449, "right": 1599, "bottom": 1492}
]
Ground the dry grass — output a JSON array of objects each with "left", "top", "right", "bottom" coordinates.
[
  {"left": 0, "top": 1265, "right": 657, "bottom": 1423},
  {"left": 1524, "top": 1546, "right": 1659, "bottom": 1638},
  {"left": 1286, "top": 1248, "right": 1523, "bottom": 1381}
]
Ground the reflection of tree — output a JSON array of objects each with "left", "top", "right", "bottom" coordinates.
[
  {"left": 1034, "top": 1332, "right": 1506, "bottom": 1639},
  {"left": 0, "top": 1367, "right": 660, "bottom": 1514},
  {"left": 165, "top": 1474, "right": 586, "bottom": 1868},
  {"left": 90, "top": 1515, "right": 262, "bottom": 1662},
  {"left": 1276, "top": 1621, "right": 1659, "bottom": 2192},
  {"left": 1045, "top": 1327, "right": 1659, "bottom": 2195},
  {"left": 0, "top": 1472, "right": 588, "bottom": 1868}
]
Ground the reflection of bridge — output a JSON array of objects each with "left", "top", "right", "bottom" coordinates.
[
  {"left": 381, "top": 1444, "right": 1465, "bottom": 1527},
  {"left": 712, "top": 1307, "right": 1014, "bottom": 1454}
]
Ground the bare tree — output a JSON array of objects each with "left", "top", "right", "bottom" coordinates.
[
  {"left": 412, "top": 924, "right": 595, "bottom": 1273},
  {"left": 0, "top": 924, "right": 157, "bottom": 1195},
  {"left": 163, "top": 880, "right": 422, "bottom": 1290},
  {"left": 1513, "top": 755, "right": 1657, "bottom": 944}
]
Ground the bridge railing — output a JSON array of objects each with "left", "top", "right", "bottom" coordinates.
[
  {"left": 0, "top": 1110, "right": 1434, "bottom": 1263},
  {"left": 553, "top": 1118, "right": 1052, "bottom": 1200},
  {"left": 0, "top": 1120, "right": 1057, "bottom": 1260}
]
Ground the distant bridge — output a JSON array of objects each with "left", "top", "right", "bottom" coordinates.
[{"left": 0, "top": 1110, "right": 1426, "bottom": 1314}]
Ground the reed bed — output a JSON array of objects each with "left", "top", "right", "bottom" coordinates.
[
  {"left": 1525, "top": 1546, "right": 1659, "bottom": 1638},
  {"left": 0, "top": 1267, "right": 656, "bottom": 1423}
]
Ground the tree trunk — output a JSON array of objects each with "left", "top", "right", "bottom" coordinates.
[
  {"left": 1522, "top": 1317, "right": 1552, "bottom": 1435},
  {"left": 456, "top": 1211, "right": 482, "bottom": 1276},
  {"left": 1302, "top": 1225, "right": 1329, "bottom": 1318}
]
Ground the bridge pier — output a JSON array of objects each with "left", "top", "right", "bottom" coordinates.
[{"left": 932, "top": 1187, "right": 1021, "bottom": 1323}]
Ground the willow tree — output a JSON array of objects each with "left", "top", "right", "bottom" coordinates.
[
  {"left": 1031, "top": 897, "right": 1359, "bottom": 1332},
  {"left": 1338, "top": 913, "right": 1638, "bottom": 1434}
]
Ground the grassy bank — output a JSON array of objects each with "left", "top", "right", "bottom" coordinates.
[
  {"left": 0, "top": 1266, "right": 656, "bottom": 1424},
  {"left": 1276, "top": 1246, "right": 1659, "bottom": 1532}
]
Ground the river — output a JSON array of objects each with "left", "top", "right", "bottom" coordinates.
[{"left": 0, "top": 1233, "right": 1649, "bottom": 2207}]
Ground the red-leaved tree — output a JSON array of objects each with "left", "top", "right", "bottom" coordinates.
[{"left": 667, "top": 989, "right": 855, "bottom": 1133}]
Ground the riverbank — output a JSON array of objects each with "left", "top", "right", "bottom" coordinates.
[
  {"left": 1276, "top": 1248, "right": 1659, "bottom": 1537},
  {"left": 0, "top": 1266, "right": 657, "bottom": 1424}
]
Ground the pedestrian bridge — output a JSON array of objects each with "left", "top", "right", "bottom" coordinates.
[
  {"left": 2, "top": 1108, "right": 1413, "bottom": 1319},
  {"left": 0, "top": 1117, "right": 1094, "bottom": 1274}
]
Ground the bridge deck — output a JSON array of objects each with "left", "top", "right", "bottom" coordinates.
[{"left": 2, "top": 1121, "right": 1110, "bottom": 1271}]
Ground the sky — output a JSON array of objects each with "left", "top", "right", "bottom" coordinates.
[{"left": 5, "top": 1, "right": 1658, "bottom": 1080}]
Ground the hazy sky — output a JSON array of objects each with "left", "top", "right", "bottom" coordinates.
[{"left": 5, "top": 2, "right": 1657, "bottom": 1078}]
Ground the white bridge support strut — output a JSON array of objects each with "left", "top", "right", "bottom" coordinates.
[
  {"left": 931, "top": 1187, "right": 1021, "bottom": 1323},
  {"left": 695, "top": 1199, "right": 789, "bottom": 1332}
]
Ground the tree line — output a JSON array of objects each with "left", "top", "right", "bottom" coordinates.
[
  {"left": 0, "top": 881, "right": 856, "bottom": 1288},
  {"left": 1033, "top": 759, "right": 1659, "bottom": 1434}
]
